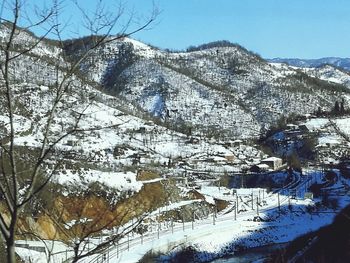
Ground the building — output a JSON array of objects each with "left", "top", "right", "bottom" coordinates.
[
  {"left": 286, "top": 124, "right": 299, "bottom": 131},
  {"left": 250, "top": 164, "right": 270, "bottom": 173},
  {"left": 261, "top": 157, "right": 283, "bottom": 170}
]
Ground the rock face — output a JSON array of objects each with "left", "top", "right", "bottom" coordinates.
[{"left": 6, "top": 179, "right": 183, "bottom": 241}]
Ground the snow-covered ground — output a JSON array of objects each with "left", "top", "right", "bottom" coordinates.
[
  {"left": 16, "top": 170, "right": 350, "bottom": 263},
  {"left": 106, "top": 174, "right": 350, "bottom": 263}
]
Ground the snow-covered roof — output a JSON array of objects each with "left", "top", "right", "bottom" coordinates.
[
  {"left": 299, "top": 118, "right": 329, "bottom": 131},
  {"left": 257, "top": 164, "right": 270, "bottom": 169},
  {"left": 213, "top": 156, "right": 227, "bottom": 162},
  {"left": 262, "top": 157, "right": 282, "bottom": 162},
  {"left": 318, "top": 135, "right": 341, "bottom": 146}
]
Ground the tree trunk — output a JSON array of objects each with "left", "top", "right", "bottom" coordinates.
[
  {"left": 0, "top": 236, "right": 7, "bottom": 262},
  {"left": 6, "top": 240, "right": 16, "bottom": 263}
]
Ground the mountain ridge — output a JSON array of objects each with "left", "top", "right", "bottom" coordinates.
[
  {"left": 268, "top": 57, "right": 350, "bottom": 71},
  {"left": 1, "top": 23, "right": 350, "bottom": 140}
]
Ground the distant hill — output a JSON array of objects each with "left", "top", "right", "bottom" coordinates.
[{"left": 268, "top": 57, "right": 350, "bottom": 71}]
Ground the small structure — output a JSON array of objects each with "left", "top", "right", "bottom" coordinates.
[
  {"left": 318, "top": 136, "right": 340, "bottom": 148},
  {"left": 66, "top": 139, "right": 79, "bottom": 147},
  {"left": 298, "top": 124, "right": 311, "bottom": 133},
  {"left": 225, "top": 154, "right": 235, "bottom": 163},
  {"left": 233, "top": 139, "right": 243, "bottom": 147},
  {"left": 304, "top": 192, "right": 314, "bottom": 200},
  {"left": 250, "top": 164, "right": 269, "bottom": 173},
  {"left": 261, "top": 157, "right": 283, "bottom": 170},
  {"left": 257, "top": 163, "right": 270, "bottom": 172},
  {"left": 137, "top": 127, "right": 146, "bottom": 133},
  {"left": 286, "top": 124, "right": 299, "bottom": 131},
  {"left": 213, "top": 156, "right": 228, "bottom": 165},
  {"left": 171, "top": 176, "right": 188, "bottom": 187}
]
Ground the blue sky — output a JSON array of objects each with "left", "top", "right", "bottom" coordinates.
[
  {"left": 3, "top": 0, "right": 350, "bottom": 58},
  {"left": 133, "top": 0, "right": 350, "bottom": 59}
]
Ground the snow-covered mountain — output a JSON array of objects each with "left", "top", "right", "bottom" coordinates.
[
  {"left": 0, "top": 25, "right": 267, "bottom": 194},
  {"left": 66, "top": 39, "right": 350, "bottom": 138},
  {"left": 268, "top": 57, "right": 350, "bottom": 72},
  {"left": 300, "top": 65, "right": 350, "bottom": 88},
  {"left": 2, "top": 22, "right": 350, "bottom": 141}
]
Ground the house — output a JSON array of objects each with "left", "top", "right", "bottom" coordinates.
[
  {"left": 261, "top": 157, "right": 283, "bottom": 170},
  {"left": 136, "top": 127, "right": 146, "bottom": 133},
  {"left": 171, "top": 176, "right": 188, "bottom": 187},
  {"left": 66, "top": 139, "right": 79, "bottom": 147},
  {"left": 213, "top": 156, "right": 227, "bottom": 165},
  {"left": 250, "top": 163, "right": 269, "bottom": 173},
  {"left": 304, "top": 192, "right": 314, "bottom": 200},
  {"left": 318, "top": 136, "right": 340, "bottom": 148},
  {"left": 257, "top": 163, "right": 270, "bottom": 172},
  {"left": 233, "top": 139, "right": 243, "bottom": 147},
  {"left": 298, "top": 124, "right": 311, "bottom": 133},
  {"left": 286, "top": 124, "right": 299, "bottom": 131},
  {"left": 225, "top": 154, "right": 235, "bottom": 163}
]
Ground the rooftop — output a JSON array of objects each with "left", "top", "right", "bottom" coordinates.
[{"left": 262, "top": 156, "right": 282, "bottom": 162}]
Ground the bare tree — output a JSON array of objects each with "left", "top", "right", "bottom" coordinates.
[{"left": 0, "top": 0, "right": 157, "bottom": 262}]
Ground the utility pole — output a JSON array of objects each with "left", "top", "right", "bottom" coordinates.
[
  {"left": 251, "top": 192, "right": 254, "bottom": 210},
  {"left": 213, "top": 206, "right": 216, "bottom": 225},
  {"left": 127, "top": 233, "right": 130, "bottom": 251},
  {"left": 182, "top": 214, "right": 185, "bottom": 231},
  {"left": 288, "top": 193, "right": 291, "bottom": 209},
  {"left": 192, "top": 210, "right": 194, "bottom": 230},
  {"left": 117, "top": 240, "right": 119, "bottom": 258},
  {"left": 278, "top": 192, "right": 281, "bottom": 211},
  {"left": 256, "top": 197, "right": 259, "bottom": 216},
  {"left": 158, "top": 221, "right": 160, "bottom": 239},
  {"left": 234, "top": 201, "right": 237, "bottom": 220},
  {"left": 132, "top": 218, "right": 135, "bottom": 237}
]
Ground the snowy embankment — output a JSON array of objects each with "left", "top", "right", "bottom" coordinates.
[
  {"left": 104, "top": 177, "right": 350, "bottom": 263},
  {"left": 110, "top": 198, "right": 348, "bottom": 263}
]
